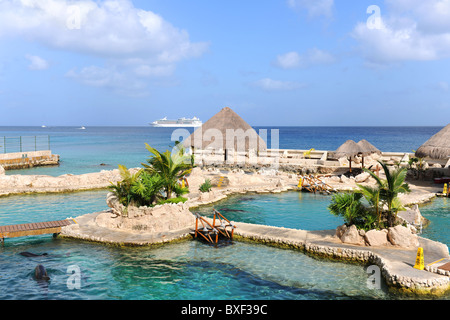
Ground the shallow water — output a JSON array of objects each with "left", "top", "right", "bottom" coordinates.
[
  {"left": 420, "top": 198, "right": 450, "bottom": 247},
  {"left": 193, "top": 192, "right": 343, "bottom": 231},
  {"left": 0, "top": 238, "right": 394, "bottom": 300}
]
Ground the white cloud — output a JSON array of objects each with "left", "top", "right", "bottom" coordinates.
[
  {"left": 274, "top": 52, "right": 301, "bottom": 69},
  {"left": 274, "top": 48, "right": 335, "bottom": 69},
  {"left": 352, "top": 0, "right": 450, "bottom": 65},
  {"left": 252, "top": 78, "right": 306, "bottom": 92},
  {"left": 0, "top": 0, "right": 208, "bottom": 94},
  {"left": 0, "top": 0, "right": 208, "bottom": 62},
  {"left": 287, "top": 0, "right": 334, "bottom": 19},
  {"left": 25, "top": 54, "right": 49, "bottom": 70}
]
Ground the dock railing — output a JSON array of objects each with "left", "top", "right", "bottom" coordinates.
[{"left": 0, "top": 135, "right": 50, "bottom": 154}]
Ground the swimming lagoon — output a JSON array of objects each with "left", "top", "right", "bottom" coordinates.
[{"left": 0, "top": 190, "right": 448, "bottom": 300}]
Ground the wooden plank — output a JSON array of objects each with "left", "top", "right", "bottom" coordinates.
[
  {"left": 8, "top": 227, "right": 62, "bottom": 238},
  {"left": 48, "top": 221, "right": 58, "bottom": 228},
  {"left": 0, "top": 219, "right": 74, "bottom": 241},
  {"left": 438, "top": 262, "right": 450, "bottom": 271}
]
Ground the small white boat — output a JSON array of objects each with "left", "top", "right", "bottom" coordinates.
[
  {"left": 79, "top": 126, "right": 86, "bottom": 130},
  {"left": 41, "top": 125, "right": 46, "bottom": 128}
]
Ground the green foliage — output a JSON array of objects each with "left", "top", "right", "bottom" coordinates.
[
  {"left": 328, "top": 192, "right": 378, "bottom": 231},
  {"left": 108, "top": 165, "right": 165, "bottom": 209},
  {"left": 130, "top": 171, "right": 164, "bottom": 206},
  {"left": 109, "top": 143, "right": 194, "bottom": 215},
  {"left": 199, "top": 179, "right": 212, "bottom": 193},
  {"left": 330, "top": 160, "right": 412, "bottom": 230},
  {"left": 362, "top": 161, "right": 410, "bottom": 217},
  {"left": 329, "top": 192, "right": 365, "bottom": 226},
  {"left": 108, "top": 165, "right": 143, "bottom": 207},
  {"left": 142, "top": 143, "right": 192, "bottom": 199},
  {"left": 356, "top": 184, "right": 381, "bottom": 226},
  {"left": 156, "top": 197, "right": 188, "bottom": 205}
]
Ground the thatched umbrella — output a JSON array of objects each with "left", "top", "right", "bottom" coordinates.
[
  {"left": 415, "top": 124, "right": 450, "bottom": 160},
  {"left": 332, "top": 140, "right": 364, "bottom": 173},
  {"left": 357, "top": 139, "right": 381, "bottom": 168},
  {"left": 183, "top": 107, "right": 267, "bottom": 161}
]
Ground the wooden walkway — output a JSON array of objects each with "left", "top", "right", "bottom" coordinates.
[{"left": 0, "top": 219, "right": 77, "bottom": 243}]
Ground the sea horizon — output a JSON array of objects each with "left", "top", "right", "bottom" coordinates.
[{"left": 0, "top": 125, "right": 443, "bottom": 177}]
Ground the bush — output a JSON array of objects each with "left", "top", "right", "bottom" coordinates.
[
  {"left": 328, "top": 192, "right": 377, "bottom": 231},
  {"left": 109, "top": 166, "right": 165, "bottom": 208},
  {"left": 199, "top": 179, "right": 212, "bottom": 193},
  {"left": 157, "top": 197, "right": 188, "bottom": 205}
]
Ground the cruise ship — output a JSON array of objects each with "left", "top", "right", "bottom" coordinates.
[{"left": 149, "top": 117, "right": 202, "bottom": 127}]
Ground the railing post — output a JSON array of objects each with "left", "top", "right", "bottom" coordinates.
[
  {"left": 35, "top": 136, "right": 37, "bottom": 151},
  {"left": 20, "top": 136, "right": 22, "bottom": 152}
]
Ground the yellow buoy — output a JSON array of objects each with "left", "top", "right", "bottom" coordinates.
[
  {"left": 297, "top": 177, "right": 303, "bottom": 189},
  {"left": 443, "top": 183, "right": 448, "bottom": 195},
  {"left": 413, "top": 247, "right": 425, "bottom": 270}
]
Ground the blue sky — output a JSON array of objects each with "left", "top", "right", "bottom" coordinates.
[{"left": 0, "top": 0, "right": 449, "bottom": 126}]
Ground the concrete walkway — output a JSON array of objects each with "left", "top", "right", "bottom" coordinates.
[{"left": 232, "top": 221, "right": 450, "bottom": 295}]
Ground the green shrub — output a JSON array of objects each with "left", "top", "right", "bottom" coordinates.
[
  {"left": 328, "top": 192, "right": 377, "bottom": 231},
  {"left": 109, "top": 165, "right": 165, "bottom": 209},
  {"left": 199, "top": 179, "right": 212, "bottom": 193},
  {"left": 157, "top": 197, "right": 188, "bottom": 205}
]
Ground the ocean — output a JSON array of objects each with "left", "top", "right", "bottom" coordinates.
[{"left": 0, "top": 126, "right": 442, "bottom": 176}]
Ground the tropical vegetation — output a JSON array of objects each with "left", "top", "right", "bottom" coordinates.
[
  {"left": 141, "top": 143, "right": 192, "bottom": 200},
  {"left": 109, "top": 143, "right": 193, "bottom": 209},
  {"left": 199, "top": 179, "right": 212, "bottom": 193},
  {"left": 328, "top": 160, "right": 411, "bottom": 230}
]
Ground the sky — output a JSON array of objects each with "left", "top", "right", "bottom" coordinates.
[{"left": 0, "top": 0, "right": 449, "bottom": 126}]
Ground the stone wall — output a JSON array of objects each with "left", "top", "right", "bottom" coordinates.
[
  {"left": 103, "top": 192, "right": 196, "bottom": 233},
  {"left": 0, "top": 150, "right": 59, "bottom": 170}
]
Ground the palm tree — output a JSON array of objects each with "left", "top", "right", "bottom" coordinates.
[
  {"left": 357, "top": 184, "right": 381, "bottom": 226},
  {"left": 328, "top": 192, "right": 366, "bottom": 226},
  {"left": 362, "top": 160, "right": 410, "bottom": 226},
  {"left": 131, "top": 171, "right": 165, "bottom": 205},
  {"left": 142, "top": 143, "right": 193, "bottom": 200},
  {"left": 108, "top": 165, "right": 143, "bottom": 207}
]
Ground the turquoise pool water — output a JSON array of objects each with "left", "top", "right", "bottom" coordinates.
[
  {"left": 420, "top": 198, "right": 450, "bottom": 247},
  {"left": 193, "top": 192, "right": 343, "bottom": 231},
  {"left": 0, "top": 190, "right": 448, "bottom": 300}
]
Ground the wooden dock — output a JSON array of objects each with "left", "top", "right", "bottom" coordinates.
[{"left": 0, "top": 219, "right": 77, "bottom": 243}]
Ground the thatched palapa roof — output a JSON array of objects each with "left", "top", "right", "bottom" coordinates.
[
  {"left": 357, "top": 139, "right": 381, "bottom": 156},
  {"left": 332, "top": 140, "right": 364, "bottom": 159},
  {"left": 183, "top": 107, "right": 267, "bottom": 151},
  {"left": 415, "top": 124, "right": 450, "bottom": 160}
]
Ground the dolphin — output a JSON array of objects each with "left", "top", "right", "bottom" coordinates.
[
  {"left": 34, "top": 264, "right": 50, "bottom": 281},
  {"left": 20, "top": 252, "right": 48, "bottom": 257},
  {"left": 219, "top": 208, "right": 246, "bottom": 213}
]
